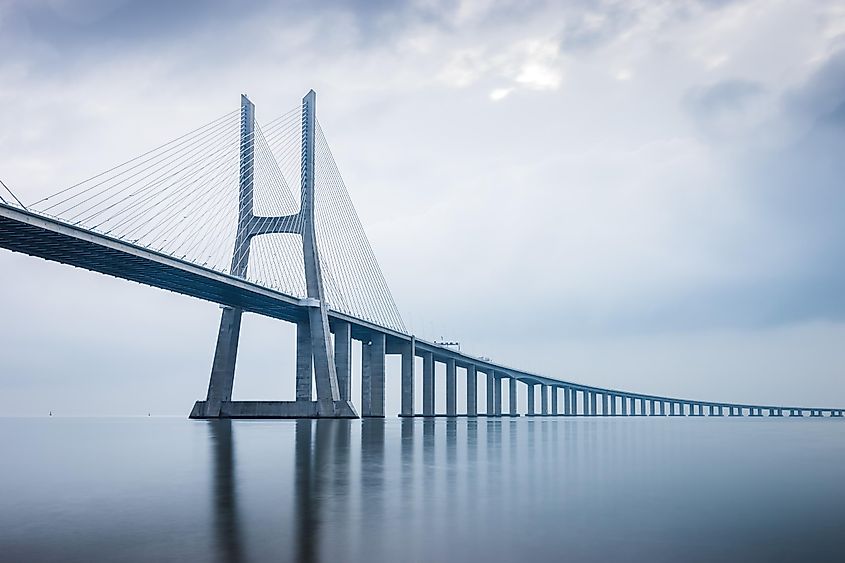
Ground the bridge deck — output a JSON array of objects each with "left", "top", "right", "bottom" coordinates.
[{"left": 1, "top": 203, "right": 840, "bottom": 414}]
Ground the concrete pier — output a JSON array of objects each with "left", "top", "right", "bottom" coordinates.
[
  {"left": 527, "top": 382, "right": 536, "bottom": 416},
  {"left": 550, "top": 387, "right": 558, "bottom": 416},
  {"left": 446, "top": 358, "right": 457, "bottom": 417},
  {"left": 295, "top": 318, "right": 312, "bottom": 401},
  {"left": 493, "top": 374, "right": 502, "bottom": 416},
  {"left": 509, "top": 377, "right": 518, "bottom": 417},
  {"left": 361, "top": 332, "right": 385, "bottom": 417},
  {"left": 487, "top": 371, "right": 495, "bottom": 416},
  {"left": 422, "top": 352, "right": 434, "bottom": 417},
  {"left": 466, "top": 365, "right": 477, "bottom": 416},
  {"left": 400, "top": 338, "right": 414, "bottom": 417},
  {"left": 334, "top": 321, "right": 351, "bottom": 401},
  {"left": 541, "top": 384, "right": 549, "bottom": 416}
]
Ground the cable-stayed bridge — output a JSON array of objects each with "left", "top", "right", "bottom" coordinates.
[{"left": 1, "top": 91, "right": 841, "bottom": 419}]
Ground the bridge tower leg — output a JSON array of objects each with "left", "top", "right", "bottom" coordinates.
[
  {"left": 193, "top": 95, "right": 255, "bottom": 418},
  {"left": 191, "top": 91, "right": 357, "bottom": 419}
]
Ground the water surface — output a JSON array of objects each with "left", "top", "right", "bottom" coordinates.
[{"left": 2, "top": 417, "right": 843, "bottom": 562}]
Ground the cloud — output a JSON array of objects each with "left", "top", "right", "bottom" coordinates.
[{"left": 685, "top": 79, "right": 764, "bottom": 116}]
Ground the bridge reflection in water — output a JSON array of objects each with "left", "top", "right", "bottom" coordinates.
[{"left": 206, "top": 418, "right": 845, "bottom": 562}]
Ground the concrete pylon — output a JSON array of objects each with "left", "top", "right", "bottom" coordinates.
[{"left": 191, "top": 92, "right": 357, "bottom": 419}]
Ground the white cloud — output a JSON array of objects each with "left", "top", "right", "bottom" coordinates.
[{"left": 489, "top": 87, "right": 512, "bottom": 100}]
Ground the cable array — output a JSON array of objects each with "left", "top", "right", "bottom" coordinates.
[
  {"left": 313, "top": 121, "right": 406, "bottom": 333},
  {"left": 25, "top": 99, "right": 406, "bottom": 333},
  {"left": 1, "top": 178, "right": 27, "bottom": 208}
]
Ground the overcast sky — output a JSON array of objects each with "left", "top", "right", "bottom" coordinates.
[{"left": 1, "top": 0, "right": 844, "bottom": 416}]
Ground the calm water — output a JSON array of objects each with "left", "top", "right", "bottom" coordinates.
[{"left": 1, "top": 417, "right": 844, "bottom": 562}]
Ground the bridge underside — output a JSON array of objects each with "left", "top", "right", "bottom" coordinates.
[{"left": 0, "top": 206, "right": 397, "bottom": 341}]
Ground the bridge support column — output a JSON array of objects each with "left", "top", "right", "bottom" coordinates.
[
  {"left": 601, "top": 393, "right": 609, "bottom": 416},
  {"left": 580, "top": 390, "right": 588, "bottom": 416},
  {"left": 487, "top": 371, "right": 495, "bottom": 415},
  {"left": 361, "top": 333, "right": 385, "bottom": 417},
  {"left": 467, "top": 365, "right": 478, "bottom": 416},
  {"left": 333, "top": 321, "right": 351, "bottom": 401},
  {"left": 446, "top": 358, "right": 457, "bottom": 417},
  {"left": 541, "top": 385, "right": 549, "bottom": 415},
  {"left": 621, "top": 396, "right": 628, "bottom": 416},
  {"left": 550, "top": 387, "right": 558, "bottom": 416},
  {"left": 509, "top": 377, "right": 518, "bottom": 417},
  {"left": 422, "top": 352, "right": 435, "bottom": 417},
  {"left": 494, "top": 374, "right": 502, "bottom": 416},
  {"left": 527, "top": 382, "right": 536, "bottom": 416},
  {"left": 296, "top": 318, "right": 313, "bottom": 401},
  {"left": 400, "top": 338, "right": 415, "bottom": 417}
]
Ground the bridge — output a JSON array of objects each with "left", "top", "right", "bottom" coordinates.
[{"left": 1, "top": 91, "right": 841, "bottom": 419}]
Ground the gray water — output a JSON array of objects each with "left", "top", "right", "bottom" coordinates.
[{"left": 1, "top": 417, "right": 843, "bottom": 562}]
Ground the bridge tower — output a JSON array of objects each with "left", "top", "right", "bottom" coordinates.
[{"left": 191, "top": 91, "right": 357, "bottom": 418}]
